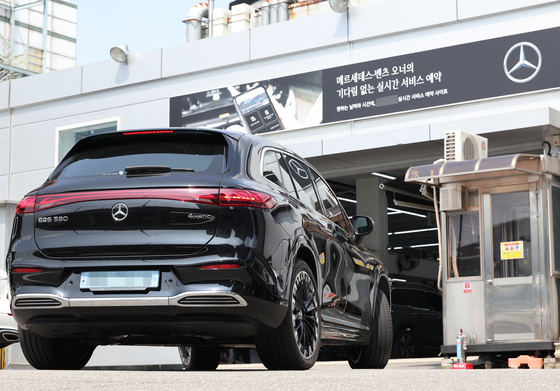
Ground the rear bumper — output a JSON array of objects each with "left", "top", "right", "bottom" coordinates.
[
  {"left": 12, "top": 268, "right": 288, "bottom": 344},
  {"left": 13, "top": 290, "right": 248, "bottom": 309}
]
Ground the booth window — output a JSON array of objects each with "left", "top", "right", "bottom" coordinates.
[
  {"left": 448, "top": 211, "right": 481, "bottom": 278},
  {"left": 491, "top": 191, "right": 531, "bottom": 278},
  {"left": 58, "top": 120, "right": 118, "bottom": 162},
  {"left": 552, "top": 186, "right": 560, "bottom": 274}
]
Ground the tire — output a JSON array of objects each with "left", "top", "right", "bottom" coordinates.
[
  {"left": 19, "top": 327, "right": 95, "bottom": 370},
  {"left": 393, "top": 328, "right": 416, "bottom": 359},
  {"left": 347, "top": 289, "right": 392, "bottom": 369},
  {"left": 256, "top": 259, "right": 320, "bottom": 370},
  {"left": 178, "top": 346, "right": 220, "bottom": 371}
]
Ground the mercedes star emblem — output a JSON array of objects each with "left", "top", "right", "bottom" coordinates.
[
  {"left": 503, "top": 42, "right": 542, "bottom": 84},
  {"left": 111, "top": 202, "right": 129, "bottom": 221},
  {"left": 289, "top": 159, "right": 308, "bottom": 179}
]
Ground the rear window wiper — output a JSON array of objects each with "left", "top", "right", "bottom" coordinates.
[{"left": 125, "top": 166, "right": 194, "bottom": 175}]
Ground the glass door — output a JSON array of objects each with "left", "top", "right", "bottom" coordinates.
[{"left": 483, "top": 188, "right": 542, "bottom": 342}]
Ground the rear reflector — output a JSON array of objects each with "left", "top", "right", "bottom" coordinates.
[
  {"left": 15, "top": 189, "right": 276, "bottom": 213},
  {"left": 12, "top": 268, "right": 44, "bottom": 273},
  {"left": 199, "top": 264, "right": 242, "bottom": 270}
]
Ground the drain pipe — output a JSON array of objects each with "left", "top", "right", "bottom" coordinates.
[{"left": 186, "top": 2, "right": 209, "bottom": 42}]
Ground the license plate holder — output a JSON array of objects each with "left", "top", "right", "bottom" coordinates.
[{"left": 80, "top": 270, "right": 160, "bottom": 292}]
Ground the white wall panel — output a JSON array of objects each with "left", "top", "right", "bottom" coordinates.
[
  {"left": 10, "top": 169, "right": 52, "bottom": 201},
  {"left": 323, "top": 124, "right": 430, "bottom": 155},
  {"left": 263, "top": 122, "right": 352, "bottom": 158},
  {"left": 13, "top": 45, "right": 349, "bottom": 127},
  {"left": 162, "top": 31, "right": 251, "bottom": 78},
  {"left": 348, "top": 0, "right": 457, "bottom": 43},
  {"left": 11, "top": 66, "right": 81, "bottom": 107},
  {"left": 0, "top": 176, "right": 7, "bottom": 200},
  {"left": 458, "top": 0, "right": 560, "bottom": 20},
  {"left": 430, "top": 107, "right": 560, "bottom": 140},
  {"left": 0, "top": 81, "right": 9, "bottom": 111},
  {"left": 11, "top": 123, "right": 57, "bottom": 174},
  {"left": 250, "top": 12, "right": 348, "bottom": 60},
  {"left": 0, "top": 128, "right": 8, "bottom": 176},
  {"left": 82, "top": 49, "right": 162, "bottom": 94}
]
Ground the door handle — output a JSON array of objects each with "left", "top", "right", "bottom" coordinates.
[{"left": 486, "top": 278, "right": 493, "bottom": 286}]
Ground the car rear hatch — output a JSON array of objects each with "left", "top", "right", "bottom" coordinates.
[{"left": 32, "top": 129, "right": 234, "bottom": 258}]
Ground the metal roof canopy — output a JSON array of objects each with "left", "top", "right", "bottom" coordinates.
[{"left": 404, "top": 154, "right": 543, "bottom": 186}]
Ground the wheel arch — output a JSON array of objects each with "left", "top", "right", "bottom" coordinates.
[{"left": 295, "top": 244, "right": 318, "bottom": 282}]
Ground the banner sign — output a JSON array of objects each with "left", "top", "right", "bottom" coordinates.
[
  {"left": 322, "top": 26, "right": 560, "bottom": 123},
  {"left": 170, "top": 27, "right": 560, "bottom": 133}
]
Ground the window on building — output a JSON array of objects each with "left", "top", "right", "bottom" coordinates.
[{"left": 57, "top": 120, "right": 119, "bottom": 162}]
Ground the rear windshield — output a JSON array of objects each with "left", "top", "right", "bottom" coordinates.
[{"left": 51, "top": 133, "right": 227, "bottom": 180}]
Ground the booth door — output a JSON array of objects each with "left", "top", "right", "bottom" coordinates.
[{"left": 483, "top": 187, "right": 542, "bottom": 342}]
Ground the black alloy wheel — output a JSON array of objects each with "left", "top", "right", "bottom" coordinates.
[
  {"left": 291, "top": 266, "right": 319, "bottom": 360},
  {"left": 256, "top": 259, "right": 320, "bottom": 370},
  {"left": 394, "top": 328, "right": 416, "bottom": 358}
]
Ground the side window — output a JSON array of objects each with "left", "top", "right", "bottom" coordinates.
[
  {"left": 262, "top": 150, "right": 285, "bottom": 189},
  {"left": 284, "top": 155, "right": 319, "bottom": 211},
  {"left": 262, "top": 150, "right": 298, "bottom": 198},
  {"left": 391, "top": 289, "right": 408, "bottom": 306},
  {"left": 426, "top": 293, "right": 442, "bottom": 312},
  {"left": 311, "top": 170, "right": 352, "bottom": 233},
  {"left": 277, "top": 154, "right": 298, "bottom": 199},
  {"left": 408, "top": 290, "right": 429, "bottom": 310}
]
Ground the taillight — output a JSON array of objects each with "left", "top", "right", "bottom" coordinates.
[
  {"left": 33, "top": 189, "right": 218, "bottom": 212},
  {"left": 16, "top": 196, "right": 36, "bottom": 214},
  {"left": 12, "top": 268, "right": 44, "bottom": 273},
  {"left": 199, "top": 263, "right": 242, "bottom": 270},
  {"left": 219, "top": 189, "right": 277, "bottom": 209},
  {"left": 21, "top": 188, "right": 275, "bottom": 212}
]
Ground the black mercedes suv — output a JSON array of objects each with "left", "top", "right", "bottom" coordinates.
[{"left": 7, "top": 128, "right": 392, "bottom": 370}]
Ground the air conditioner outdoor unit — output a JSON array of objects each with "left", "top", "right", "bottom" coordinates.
[{"left": 444, "top": 130, "right": 488, "bottom": 162}]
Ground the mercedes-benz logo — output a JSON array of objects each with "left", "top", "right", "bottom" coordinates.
[
  {"left": 503, "top": 42, "right": 542, "bottom": 83},
  {"left": 288, "top": 159, "right": 308, "bottom": 179},
  {"left": 111, "top": 202, "right": 129, "bottom": 221}
]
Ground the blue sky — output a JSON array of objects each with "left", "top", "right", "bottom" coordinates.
[{"left": 72, "top": 0, "right": 231, "bottom": 66}]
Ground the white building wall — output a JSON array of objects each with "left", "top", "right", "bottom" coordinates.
[{"left": 3, "top": 0, "right": 560, "bottom": 366}]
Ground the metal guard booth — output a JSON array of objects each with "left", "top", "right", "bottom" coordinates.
[{"left": 405, "top": 154, "right": 560, "bottom": 358}]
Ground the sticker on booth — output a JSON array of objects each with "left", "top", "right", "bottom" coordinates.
[
  {"left": 501, "top": 241, "right": 523, "bottom": 260},
  {"left": 463, "top": 281, "right": 472, "bottom": 293}
]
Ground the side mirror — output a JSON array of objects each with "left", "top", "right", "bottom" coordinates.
[{"left": 350, "top": 215, "right": 374, "bottom": 244}]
